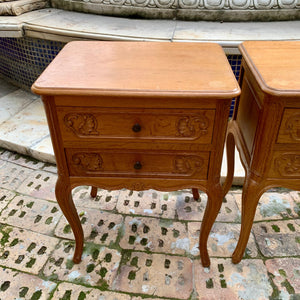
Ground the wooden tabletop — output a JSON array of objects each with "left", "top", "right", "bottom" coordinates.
[
  {"left": 239, "top": 41, "right": 300, "bottom": 96},
  {"left": 32, "top": 41, "right": 240, "bottom": 98}
]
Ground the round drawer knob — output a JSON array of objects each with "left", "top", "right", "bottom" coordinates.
[
  {"left": 132, "top": 123, "right": 141, "bottom": 132},
  {"left": 134, "top": 161, "right": 142, "bottom": 170}
]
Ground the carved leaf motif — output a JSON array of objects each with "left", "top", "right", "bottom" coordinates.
[
  {"left": 176, "top": 114, "right": 209, "bottom": 137},
  {"left": 173, "top": 155, "right": 204, "bottom": 174},
  {"left": 274, "top": 154, "right": 300, "bottom": 177},
  {"left": 64, "top": 113, "right": 99, "bottom": 136},
  {"left": 72, "top": 153, "right": 103, "bottom": 171},
  {"left": 285, "top": 113, "right": 300, "bottom": 141}
]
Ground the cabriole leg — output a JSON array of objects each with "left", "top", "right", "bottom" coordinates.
[{"left": 56, "top": 177, "right": 84, "bottom": 263}]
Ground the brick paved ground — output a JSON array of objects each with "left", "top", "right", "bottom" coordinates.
[{"left": 0, "top": 148, "right": 299, "bottom": 299}]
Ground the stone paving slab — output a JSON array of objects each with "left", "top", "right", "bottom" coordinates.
[
  {"left": 0, "top": 160, "right": 34, "bottom": 190},
  {"left": 119, "top": 217, "right": 257, "bottom": 258},
  {"left": 53, "top": 282, "right": 132, "bottom": 300},
  {"left": 55, "top": 208, "right": 123, "bottom": 247},
  {"left": 188, "top": 222, "right": 258, "bottom": 258},
  {"left": 176, "top": 192, "right": 241, "bottom": 223},
  {"left": 16, "top": 169, "right": 57, "bottom": 201},
  {"left": 131, "top": 297, "right": 162, "bottom": 300},
  {"left": 265, "top": 258, "right": 300, "bottom": 299},
  {"left": 0, "top": 148, "right": 46, "bottom": 169},
  {"left": 0, "top": 194, "right": 62, "bottom": 235},
  {"left": 41, "top": 162, "right": 57, "bottom": 174},
  {"left": 0, "top": 267, "right": 56, "bottom": 300},
  {"left": 29, "top": 135, "right": 56, "bottom": 164},
  {"left": 120, "top": 216, "right": 188, "bottom": 255},
  {"left": 0, "top": 89, "right": 36, "bottom": 126},
  {"left": 25, "top": 9, "right": 177, "bottom": 42},
  {"left": 72, "top": 185, "right": 120, "bottom": 211},
  {"left": 0, "top": 158, "right": 5, "bottom": 169},
  {"left": 117, "top": 189, "right": 177, "bottom": 219},
  {"left": 114, "top": 251, "right": 193, "bottom": 299},
  {"left": 0, "top": 188, "right": 15, "bottom": 212},
  {"left": 234, "top": 192, "right": 299, "bottom": 222},
  {"left": 252, "top": 219, "right": 300, "bottom": 257},
  {"left": 290, "top": 190, "right": 300, "bottom": 217},
  {"left": 43, "top": 241, "right": 121, "bottom": 288},
  {"left": 0, "top": 99, "right": 49, "bottom": 156},
  {"left": 194, "top": 258, "right": 273, "bottom": 299},
  {"left": 0, "top": 225, "right": 60, "bottom": 274}
]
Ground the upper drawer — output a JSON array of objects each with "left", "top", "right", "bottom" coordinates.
[
  {"left": 57, "top": 107, "right": 215, "bottom": 143},
  {"left": 277, "top": 109, "right": 300, "bottom": 144}
]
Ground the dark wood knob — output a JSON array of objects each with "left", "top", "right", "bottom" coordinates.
[
  {"left": 134, "top": 161, "right": 142, "bottom": 170},
  {"left": 132, "top": 123, "right": 141, "bottom": 132}
]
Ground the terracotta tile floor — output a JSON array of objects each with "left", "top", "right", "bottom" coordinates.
[{"left": 0, "top": 149, "right": 299, "bottom": 299}]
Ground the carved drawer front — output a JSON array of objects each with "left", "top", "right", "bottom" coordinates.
[
  {"left": 66, "top": 149, "right": 209, "bottom": 179},
  {"left": 269, "top": 151, "right": 300, "bottom": 179},
  {"left": 57, "top": 107, "right": 215, "bottom": 143},
  {"left": 277, "top": 109, "right": 300, "bottom": 143}
]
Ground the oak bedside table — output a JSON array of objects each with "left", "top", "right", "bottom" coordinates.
[
  {"left": 223, "top": 41, "right": 300, "bottom": 264},
  {"left": 32, "top": 41, "right": 240, "bottom": 267}
]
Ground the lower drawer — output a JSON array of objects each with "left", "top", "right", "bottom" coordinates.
[
  {"left": 66, "top": 149, "right": 209, "bottom": 179},
  {"left": 269, "top": 151, "right": 300, "bottom": 178}
]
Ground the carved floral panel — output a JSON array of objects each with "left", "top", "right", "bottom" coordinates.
[
  {"left": 285, "top": 113, "right": 300, "bottom": 142},
  {"left": 277, "top": 110, "right": 300, "bottom": 144},
  {"left": 173, "top": 155, "right": 204, "bottom": 175},
  {"left": 274, "top": 154, "right": 300, "bottom": 177},
  {"left": 176, "top": 114, "right": 210, "bottom": 138},
  {"left": 64, "top": 113, "right": 99, "bottom": 137},
  {"left": 72, "top": 153, "right": 103, "bottom": 171}
]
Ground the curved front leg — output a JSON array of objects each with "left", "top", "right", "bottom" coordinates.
[
  {"left": 199, "top": 184, "right": 223, "bottom": 267},
  {"left": 56, "top": 176, "right": 84, "bottom": 263}
]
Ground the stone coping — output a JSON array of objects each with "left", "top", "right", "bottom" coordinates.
[{"left": 1, "top": 8, "right": 300, "bottom": 54}]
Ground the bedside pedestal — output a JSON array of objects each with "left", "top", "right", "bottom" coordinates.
[
  {"left": 223, "top": 41, "right": 300, "bottom": 263},
  {"left": 32, "top": 41, "right": 240, "bottom": 266}
]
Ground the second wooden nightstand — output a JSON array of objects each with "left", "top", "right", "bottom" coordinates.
[{"left": 224, "top": 41, "right": 300, "bottom": 264}]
